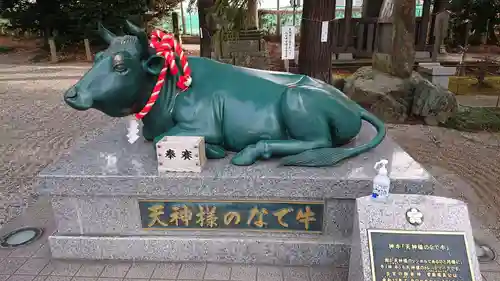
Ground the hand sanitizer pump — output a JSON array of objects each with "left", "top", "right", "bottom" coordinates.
[{"left": 372, "top": 159, "right": 390, "bottom": 201}]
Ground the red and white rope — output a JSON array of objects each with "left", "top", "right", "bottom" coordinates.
[{"left": 135, "top": 30, "right": 192, "bottom": 120}]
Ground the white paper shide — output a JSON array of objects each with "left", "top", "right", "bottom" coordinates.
[
  {"left": 156, "top": 136, "right": 207, "bottom": 173},
  {"left": 320, "top": 21, "right": 329, "bottom": 43},
  {"left": 127, "top": 118, "right": 140, "bottom": 144}
]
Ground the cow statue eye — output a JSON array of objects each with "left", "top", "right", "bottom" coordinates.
[{"left": 113, "top": 64, "right": 128, "bottom": 73}]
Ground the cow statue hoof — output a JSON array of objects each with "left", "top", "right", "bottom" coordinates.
[
  {"left": 231, "top": 143, "right": 271, "bottom": 166},
  {"left": 63, "top": 20, "right": 387, "bottom": 167}
]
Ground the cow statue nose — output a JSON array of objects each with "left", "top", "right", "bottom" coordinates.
[
  {"left": 64, "top": 87, "right": 78, "bottom": 99},
  {"left": 63, "top": 86, "right": 93, "bottom": 110}
]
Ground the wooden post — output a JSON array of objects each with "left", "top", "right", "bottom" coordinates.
[
  {"left": 431, "top": 20, "right": 440, "bottom": 62},
  {"left": 84, "top": 39, "right": 92, "bottom": 62},
  {"left": 417, "top": 0, "right": 431, "bottom": 50},
  {"left": 464, "top": 21, "right": 472, "bottom": 49},
  {"left": 172, "top": 12, "right": 180, "bottom": 42},
  {"left": 366, "top": 23, "right": 375, "bottom": 53},
  {"left": 179, "top": 0, "right": 187, "bottom": 35},
  {"left": 482, "top": 19, "right": 490, "bottom": 45},
  {"left": 48, "top": 38, "right": 58, "bottom": 63},
  {"left": 342, "top": 0, "right": 353, "bottom": 51},
  {"left": 198, "top": 0, "right": 215, "bottom": 58}
]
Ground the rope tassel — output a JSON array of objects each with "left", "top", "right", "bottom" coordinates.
[
  {"left": 135, "top": 29, "right": 192, "bottom": 121},
  {"left": 128, "top": 29, "right": 193, "bottom": 144}
]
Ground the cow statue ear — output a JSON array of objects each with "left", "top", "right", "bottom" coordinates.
[{"left": 143, "top": 55, "right": 165, "bottom": 75}]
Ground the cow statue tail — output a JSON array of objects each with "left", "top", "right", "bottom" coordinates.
[{"left": 280, "top": 110, "right": 386, "bottom": 167}]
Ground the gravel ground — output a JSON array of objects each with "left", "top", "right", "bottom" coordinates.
[
  {"left": 388, "top": 124, "right": 500, "bottom": 231},
  {"left": 1, "top": 62, "right": 500, "bottom": 233},
  {"left": 0, "top": 64, "right": 117, "bottom": 226}
]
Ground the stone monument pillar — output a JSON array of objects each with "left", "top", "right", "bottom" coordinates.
[{"left": 372, "top": 0, "right": 416, "bottom": 78}]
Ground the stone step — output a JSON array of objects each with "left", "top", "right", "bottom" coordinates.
[{"left": 48, "top": 234, "right": 351, "bottom": 266}]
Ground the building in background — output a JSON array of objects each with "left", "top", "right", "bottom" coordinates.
[{"left": 168, "top": 0, "right": 424, "bottom": 36}]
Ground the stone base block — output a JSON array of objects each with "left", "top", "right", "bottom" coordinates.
[
  {"left": 418, "top": 66, "right": 457, "bottom": 89},
  {"left": 418, "top": 66, "right": 457, "bottom": 76},
  {"left": 415, "top": 51, "right": 431, "bottom": 59},
  {"left": 336, "top": 53, "right": 354, "bottom": 60},
  {"left": 48, "top": 234, "right": 350, "bottom": 266}
]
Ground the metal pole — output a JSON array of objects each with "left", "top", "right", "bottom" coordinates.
[{"left": 277, "top": 0, "right": 281, "bottom": 35}]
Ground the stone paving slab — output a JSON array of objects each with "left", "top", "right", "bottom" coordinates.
[{"left": 0, "top": 258, "right": 347, "bottom": 281}]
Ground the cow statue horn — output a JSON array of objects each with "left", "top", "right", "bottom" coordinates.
[
  {"left": 97, "top": 22, "right": 116, "bottom": 44},
  {"left": 124, "top": 20, "right": 149, "bottom": 55}
]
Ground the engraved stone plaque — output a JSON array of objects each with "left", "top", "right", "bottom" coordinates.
[
  {"left": 368, "top": 229, "right": 475, "bottom": 281},
  {"left": 139, "top": 199, "right": 325, "bottom": 232}
]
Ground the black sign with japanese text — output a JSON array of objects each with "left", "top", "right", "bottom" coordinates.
[
  {"left": 368, "top": 229, "right": 476, "bottom": 281},
  {"left": 139, "top": 200, "right": 324, "bottom": 232}
]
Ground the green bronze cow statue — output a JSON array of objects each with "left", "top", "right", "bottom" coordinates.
[{"left": 63, "top": 21, "right": 386, "bottom": 167}]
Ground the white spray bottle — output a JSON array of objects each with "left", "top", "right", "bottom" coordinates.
[{"left": 372, "top": 159, "right": 390, "bottom": 201}]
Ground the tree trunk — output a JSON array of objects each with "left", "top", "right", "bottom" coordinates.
[
  {"left": 487, "top": 20, "right": 499, "bottom": 45},
  {"left": 246, "top": 0, "right": 259, "bottom": 29},
  {"left": 298, "top": 0, "right": 336, "bottom": 83},
  {"left": 37, "top": 0, "right": 57, "bottom": 51},
  {"left": 198, "top": 0, "right": 215, "bottom": 58},
  {"left": 172, "top": 12, "right": 180, "bottom": 41},
  {"left": 342, "top": 0, "right": 353, "bottom": 51}
]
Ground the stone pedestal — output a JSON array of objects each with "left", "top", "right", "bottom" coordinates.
[
  {"left": 348, "top": 195, "right": 482, "bottom": 281},
  {"left": 217, "top": 30, "right": 270, "bottom": 70},
  {"left": 38, "top": 121, "right": 436, "bottom": 265},
  {"left": 418, "top": 64, "right": 456, "bottom": 89}
]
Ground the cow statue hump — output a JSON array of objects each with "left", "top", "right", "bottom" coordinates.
[{"left": 63, "top": 21, "right": 387, "bottom": 167}]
